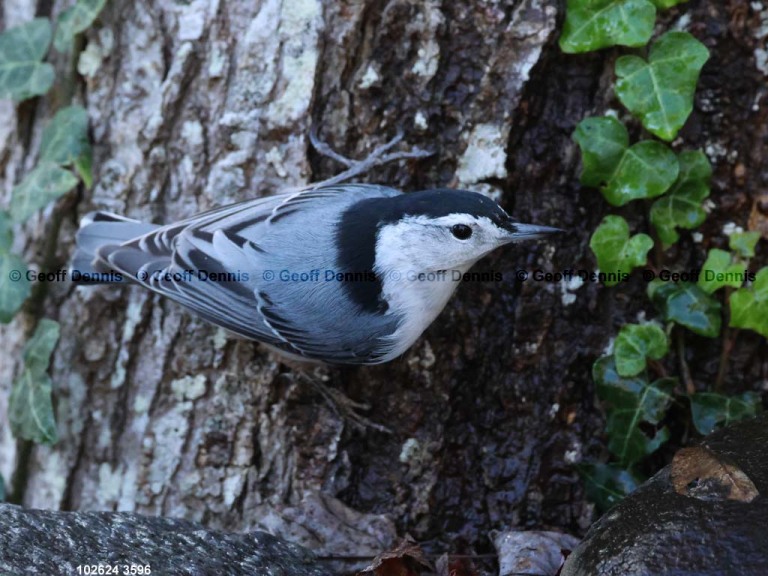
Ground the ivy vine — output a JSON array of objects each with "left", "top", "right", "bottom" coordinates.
[{"left": 562, "top": 1, "right": 765, "bottom": 510}]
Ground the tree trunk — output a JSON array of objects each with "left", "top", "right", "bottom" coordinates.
[{"left": 1, "top": 0, "right": 766, "bottom": 572}]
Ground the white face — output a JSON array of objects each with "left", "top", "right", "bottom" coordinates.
[
  {"left": 370, "top": 209, "right": 556, "bottom": 362},
  {"left": 376, "top": 213, "right": 514, "bottom": 273},
  {"left": 372, "top": 212, "right": 516, "bottom": 362}
]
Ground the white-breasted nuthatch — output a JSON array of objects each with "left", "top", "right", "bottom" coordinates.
[{"left": 72, "top": 184, "right": 559, "bottom": 364}]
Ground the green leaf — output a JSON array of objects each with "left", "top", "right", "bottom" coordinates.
[
  {"left": 54, "top": 0, "right": 108, "bottom": 53},
  {"left": 0, "top": 210, "right": 12, "bottom": 252},
  {"left": 593, "top": 356, "right": 675, "bottom": 465},
  {"left": 74, "top": 153, "right": 93, "bottom": 188},
  {"left": 559, "top": 0, "right": 656, "bottom": 54},
  {"left": 10, "top": 372, "right": 57, "bottom": 444},
  {"left": 23, "top": 318, "right": 60, "bottom": 372},
  {"left": 730, "top": 267, "right": 768, "bottom": 337},
  {"left": 649, "top": 0, "right": 688, "bottom": 8},
  {"left": 729, "top": 231, "right": 761, "bottom": 259},
  {"left": 614, "top": 323, "right": 669, "bottom": 377},
  {"left": 690, "top": 392, "right": 762, "bottom": 435},
  {"left": 590, "top": 215, "right": 653, "bottom": 286},
  {"left": 40, "top": 106, "right": 92, "bottom": 169},
  {"left": 10, "top": 162, "right": 79, "bottom": 223},
  {"left": 647, "top": 278, "right": 677, "bottom": 304},
  {"left": 577, "top": 462, "right": 643, "bottom": 512},
  {"left": 574, "top": 117, "right": 679, "bottom": 206},
  {"left": 574, "top": 117, "right": 628, "bottom": 188},
  {"left": 698, "top": 249, "right": 747, "bottom": 294},
  {"left": 0, "top": 251, "right": 30, "bottom": 323},
  {"left": 649, "top": 281, "right": 721, "bottom": 337},
  {"left": 9, "top": 319, "right": 60, "bottom": 444},
  {"left": 650, "top": 151, "right": 711, "bottom": 248},
  {"left": 615, "top": 32, "right": 710, "bottom": 141},
  {"left": 0, "top": 18, "right": 55, "bottom": 101}
]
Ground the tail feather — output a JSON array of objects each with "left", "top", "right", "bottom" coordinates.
[{"left": 71, "top": 211, "right": 159, "bottom": 284}]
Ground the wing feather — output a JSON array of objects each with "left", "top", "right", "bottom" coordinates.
[{"left": 94, "top": 184, "right": 402, "bottom": 363}]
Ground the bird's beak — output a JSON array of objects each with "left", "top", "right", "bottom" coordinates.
[{"left": 504, "top": 222, "right": 563, "bottom": 243}]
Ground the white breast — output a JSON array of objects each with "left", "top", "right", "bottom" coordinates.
[{"left": 373, "top": 220, "right": 473, "bottom": 361}]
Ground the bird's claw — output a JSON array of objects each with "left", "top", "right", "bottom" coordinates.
[
  {"left": 309, "top": 125, "right": 433, "bottom": 188},
  {"left": 296, "top": 369, "right": 392, "bottom": 434}
]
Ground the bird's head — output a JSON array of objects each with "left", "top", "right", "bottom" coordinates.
[{"left": 374, "top": 189, "right": 560, "bottom": 273}]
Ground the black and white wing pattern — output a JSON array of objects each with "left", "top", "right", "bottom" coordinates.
[{"left": 96, "top": 184, "right": 401, "bottom": 364}]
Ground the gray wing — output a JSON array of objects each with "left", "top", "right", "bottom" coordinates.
[{"left": 97, "top": 184, "right": 401, "bottom": 364}]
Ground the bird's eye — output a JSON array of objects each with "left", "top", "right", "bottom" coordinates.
[{"left": 451, "top": 224, "right": 473, "bottom": 240}]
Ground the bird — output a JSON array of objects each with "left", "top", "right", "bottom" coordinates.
[{"left": 72, "top": 183, "right": 559, "bottom": 365}]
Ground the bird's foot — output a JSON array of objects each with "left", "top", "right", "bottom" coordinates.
[
  {"left": 297, "top": 367, "right": 392, "bottom": 434},
  {"left": 308, "top": 125, "right": 433, "bottom": 187}
]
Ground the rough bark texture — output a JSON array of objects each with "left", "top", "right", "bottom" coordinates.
[{"left": 1, "top": 0, "right": 766, "bottom": 574}]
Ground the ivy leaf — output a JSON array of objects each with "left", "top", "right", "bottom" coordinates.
[
  {"left": 577, "top": 463, "right": 643, "bottom": 512},
  {"left": 40, "top": 106, "right": 92, "bottom": 168},
  {"left": 648, "top": 280, "right": 721, "bottom": 337},
  {"left": 9, "top": 319, "right": 60, "bottom": 444},
  {"left": 698, "top": 249, "right": 747, "bottom": 294},
  {"left": 0, "top": 212, "right": 28, "bottom": 323},
  {"left": 10, "top": 162, "right": 79, "bottom": 223},
  {"left": 650, "top": 151, "right": 711, "bottom": 248},
  {"left": 689, "top": 392, "right": 762, "bottom": 435},
  {"left": 672, "top": 286, "right": 721, "bottom": 337},
  {"left": 38, "top": 105, "right": 94, "bottom": 188},
  {"left": 10, "top": 371, "right": 57, "bottom": 444},
  {"left": 647, "top": 278, "right": 674, "bottom": 303},
  {"left": 0, "top": 210, "right": 12, "bottom": 252},
  {"left": 559, "top": 0, "right": 656, "bottom": 54},
  {"left": 614, "top": 323, "right": 669, "bottom": 377},
  {"left": 615, "top": 32, "right": 710, "bottom": 141},
  {"left": 574, "top": 117, "right": 679, "bottom": 206},
  {"left": 649, "top": 0, "right": 689, "bottom": 7},
  {"left": 23, "top": 318, "right": 61, "bottom": 371},
  {"left": 573, "top": 116, "right": 628, "bottom": 188},
  {"left": 729, "top": 231, "right": 761, "bottom": 259},
  {"left": 590, "top": 215, "right": 653, "bottom": 286},
  {"left": 74, "top": 154, "right": 93, "bottom": 188},
  {"left": 54, "top": 0, "right": 108, "bottom": 52},
  {"left": 594, "top": 356, "right": 675, "bottom": 465},
  {"left": 0, "top": 18, "right": 55, "bottom": 101},
  {"left": 0, "top": 251, "right": 30, "bottom": 323},
  {"left": 730, "top": 267, "right": 768, "bottom": 338}
]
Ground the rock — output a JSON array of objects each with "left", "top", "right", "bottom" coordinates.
[
  {"left": 491, "top": 530, "right": 580, "bottom": 575},
  {"left": 562, "top": 413, "right": 768, "bottom": 576},
  {"left": 0, "top": 504, "right": 331, "bottom": 576}
]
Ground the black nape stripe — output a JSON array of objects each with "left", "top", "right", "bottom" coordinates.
[
  {"left": 335, "top": 189, "right": 512, "bottom": 314},
  {"left": 335, "top": 197, "right": 390, "bottom": 314}
]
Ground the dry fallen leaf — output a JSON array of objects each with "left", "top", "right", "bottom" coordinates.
[
  {"left": 356, "top": 538, "right": 433, "bottom": 576},
  {"left": 492, "top": 530, "right": 580, "bottom": 576},
  {"left": 748, "top": 192, "right": 768, "bottom": 239},
  {"left": 671, "top": 446, "right": 760, "bottom": 502},
  {"left": 435, "top": 553, "right": 480, "bottom": 576}
]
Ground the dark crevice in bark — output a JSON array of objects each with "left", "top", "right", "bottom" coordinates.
[{"left": 8, "top": 441, "right": 32, "bottom": 505}]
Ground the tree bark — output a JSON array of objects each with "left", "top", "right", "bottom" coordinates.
[{"left": 1, "top": 0, "right": 766, "bottom": 572}]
